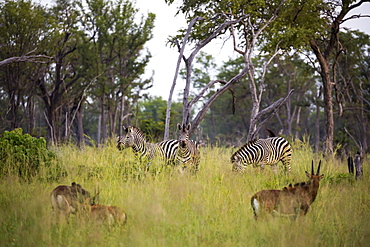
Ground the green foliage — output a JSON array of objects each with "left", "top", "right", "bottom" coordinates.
[
  {"left": 0, "top": 128, "right": 57, "bottom": 181},
  {"left": 326, "top": 173, "right": 356, "bottom": 185},
  {"left": 136, "top": 96, "right": 183, "bottom": 140},
  {"left": 166, "top": 0, "right": 328, "bottom": 52}
]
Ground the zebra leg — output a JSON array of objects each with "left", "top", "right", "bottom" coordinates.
[
  {"left": 281, "top": 160, "right": 291, "bottom": 173},
  {"left": 270, "top": 165, "right": 278, "bottom": 174},
  {"left": 232, "top": 163, "right": 245, "bottom": 172}
]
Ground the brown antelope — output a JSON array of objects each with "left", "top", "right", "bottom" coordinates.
[
  {"left": 86, "top": 202, "right": 127, "bottom": 226},
  {"left": 50, "top": 182, "right": 91, "bottom": 221},
  {"left": 251, "top": 160, "right": 324, "bottom": 219}
]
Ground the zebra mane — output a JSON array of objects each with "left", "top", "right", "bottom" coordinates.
[
  {"left": 128, "top": 126, "right": 148, "bottom": 143},
  {"left": 233, "top": 139, "right": 258, "bottom": 153},
  {"left": 244, "top": 139, "right": 258, "bottom": 147},
  {"left": 266, "top": 128, "right": 276, "bottom": 137},
  {"left": 129, "top": 126, "right": 141, "bottom": 132}
]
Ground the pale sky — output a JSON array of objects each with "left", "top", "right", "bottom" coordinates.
[{"left": 34, "top": 0, "right": 370, "bottom": 99}]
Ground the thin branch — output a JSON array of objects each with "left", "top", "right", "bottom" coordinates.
[
  {"left": 344, "top": 127, "right": 361, "bottom": 150},
  {"left": 188, "top": 80, "right": 226, "bottom": 109},
  {"left": 341, "top": 14, "right": 370, "bottom": 23}
]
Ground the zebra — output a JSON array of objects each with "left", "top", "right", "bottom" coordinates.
[
  {"left": 231, "top": 136, "right": 292, "bottom": 172},
  {"left": 117, "top": 126, "right": 178, "bottom": 165},
  {"left": 176, "top": 123, "right": 201, "bottom": 173}
]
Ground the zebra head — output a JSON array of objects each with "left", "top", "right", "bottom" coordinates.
[
  {"left": 177, "top": 123, "right": 191, "bottom": 148},
  {"left": 117, "top": 126, "right": 131, "bottom": 149},
  {"left": 121, "top": 126, "right": 148, "bottom": 152}
]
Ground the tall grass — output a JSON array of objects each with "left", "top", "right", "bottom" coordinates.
[{"left": 0, "top": 141, "right": 369, "bottom": 246}]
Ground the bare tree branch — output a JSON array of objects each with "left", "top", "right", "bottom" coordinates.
[
  {"left": 0, "top": 54, "right": 52, "bottom": 67},
  {"left": 251, "top": 89, "right": 294, "bottom": 139},
  {"left": 344, "top": 127, "right": 361, "bottom": 150},
  {"left": 341, "top": 14, "right": 370, "bottom": 23}
]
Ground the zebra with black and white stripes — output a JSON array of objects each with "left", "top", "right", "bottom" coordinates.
[
  {"left": 117, "top": 126, "right": 178, "bottom": 164},
  {"left": 231, "top": 136, "right": 292, "bottom": 172},
  {"left": 176, "top": 123, "right": 200, "bottom": 173}
]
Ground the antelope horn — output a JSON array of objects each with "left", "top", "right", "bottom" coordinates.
[
  {"left": 311, "top": 160, "right": 314, "bottom": 175},
  {"left": 91, "top": 187, "right": 102, "bottom": 205},
  {"left": 317, "top": 160, "right": 322, "bottom": 175}
]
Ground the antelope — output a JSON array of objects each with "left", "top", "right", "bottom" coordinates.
[
  {"left": 85, "top": 201, "right": 127, "bottom": 226},
  {"left": 50, "top": 182, "right": 91, "bottom": 221},
  {"left": 251, "top": 160, "right": 324, "bottom": 219}
]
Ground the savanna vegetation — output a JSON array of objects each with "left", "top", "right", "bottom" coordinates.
[
  {"left": 0, "top": 136, "right": 369, "bottom": 246},
  {"left": 1, "top": 0, "right": 369, "bottom": 156},
  {"left": 1, "top": 0, "right": 369, "bottom": 245}
]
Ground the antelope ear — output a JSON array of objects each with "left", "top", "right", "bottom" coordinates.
[{"left": 305, "top": 171, "right": 311, "bottom": 178}]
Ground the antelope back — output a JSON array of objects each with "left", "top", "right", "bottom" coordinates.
[{"left": 51, "top": 182, "right": 91, "bottom": 215}]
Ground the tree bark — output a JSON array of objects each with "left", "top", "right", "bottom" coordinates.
[
  {"left": 310, "top": 40, "right": 334, "bottom": 154},
  {"left": 76, "top": 105, "right": 84, "bottom": 147}
]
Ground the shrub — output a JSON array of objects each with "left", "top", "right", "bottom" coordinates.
[{"left": 0, "top": 128, "right": 56, "bottom": 181}]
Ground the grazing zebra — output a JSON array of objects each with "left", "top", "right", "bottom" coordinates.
[
  {"left": 231, "top": 136, "right": 292, "bottom": 172},
  {"left": 176, "top": 123, "right": 200, "bottom": 173},
  {"left": 117, "top": 126, "right": 178, "bottom": 164}
]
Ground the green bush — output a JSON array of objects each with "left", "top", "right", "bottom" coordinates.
[{"left": 0, "top": 128, "right": 56, "bottom": 181}]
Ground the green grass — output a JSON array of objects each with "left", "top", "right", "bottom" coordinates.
[{"left": 0, "top": 142, "right": 369, "bottom": 246}]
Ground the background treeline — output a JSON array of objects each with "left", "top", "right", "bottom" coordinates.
[{"left": 0, "top": 0, "right": 369, "bottom": 155}]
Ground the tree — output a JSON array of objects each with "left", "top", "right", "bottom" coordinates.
[
  {"left": 308, "top": 0, "right": 370, "bottom": 154},
  {"left": 166, "top": 0, "right": 370, "bottom": 152},
  {"left": 165, "top": 0, "right": 294, "bottom": 141},
  {"left": 136, "top": 96, "right": 183, "bottom": 141},
  {"left": 36, "top": 0, "right": 82, "bottom": 144},
  {"left": 0, "top": 0, "right": 52, "bottom": 133},
  {"left": 76, "top": 0, "right": 155, "bottom": 144},
  {"left": 333, "top": 30, "right": 370, "bottom": 153}
]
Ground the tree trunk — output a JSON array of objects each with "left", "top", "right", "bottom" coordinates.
[
  {"left": 26, "top": 92, "right": 36, "bottom": 134},
  {"left": 294, "top": 106, "right": 301, "bottom": 140},
  {"left": 310, "top": 40, "right": 334, "bottom": 154},
  {"left": 100, "top": 95, "right": 107, "bottom": 145},
  {"left": 97, "top": 114, "right": 101, "bottom": 147},
  {"left": 76, "top": 105, "right": 84, "bottom": 147},
  {"left": 315, "top": 99, "right": 320, "bottom": 152},
  {"left": 118, "top": 93, "right": 125, "bottom": 137}
]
